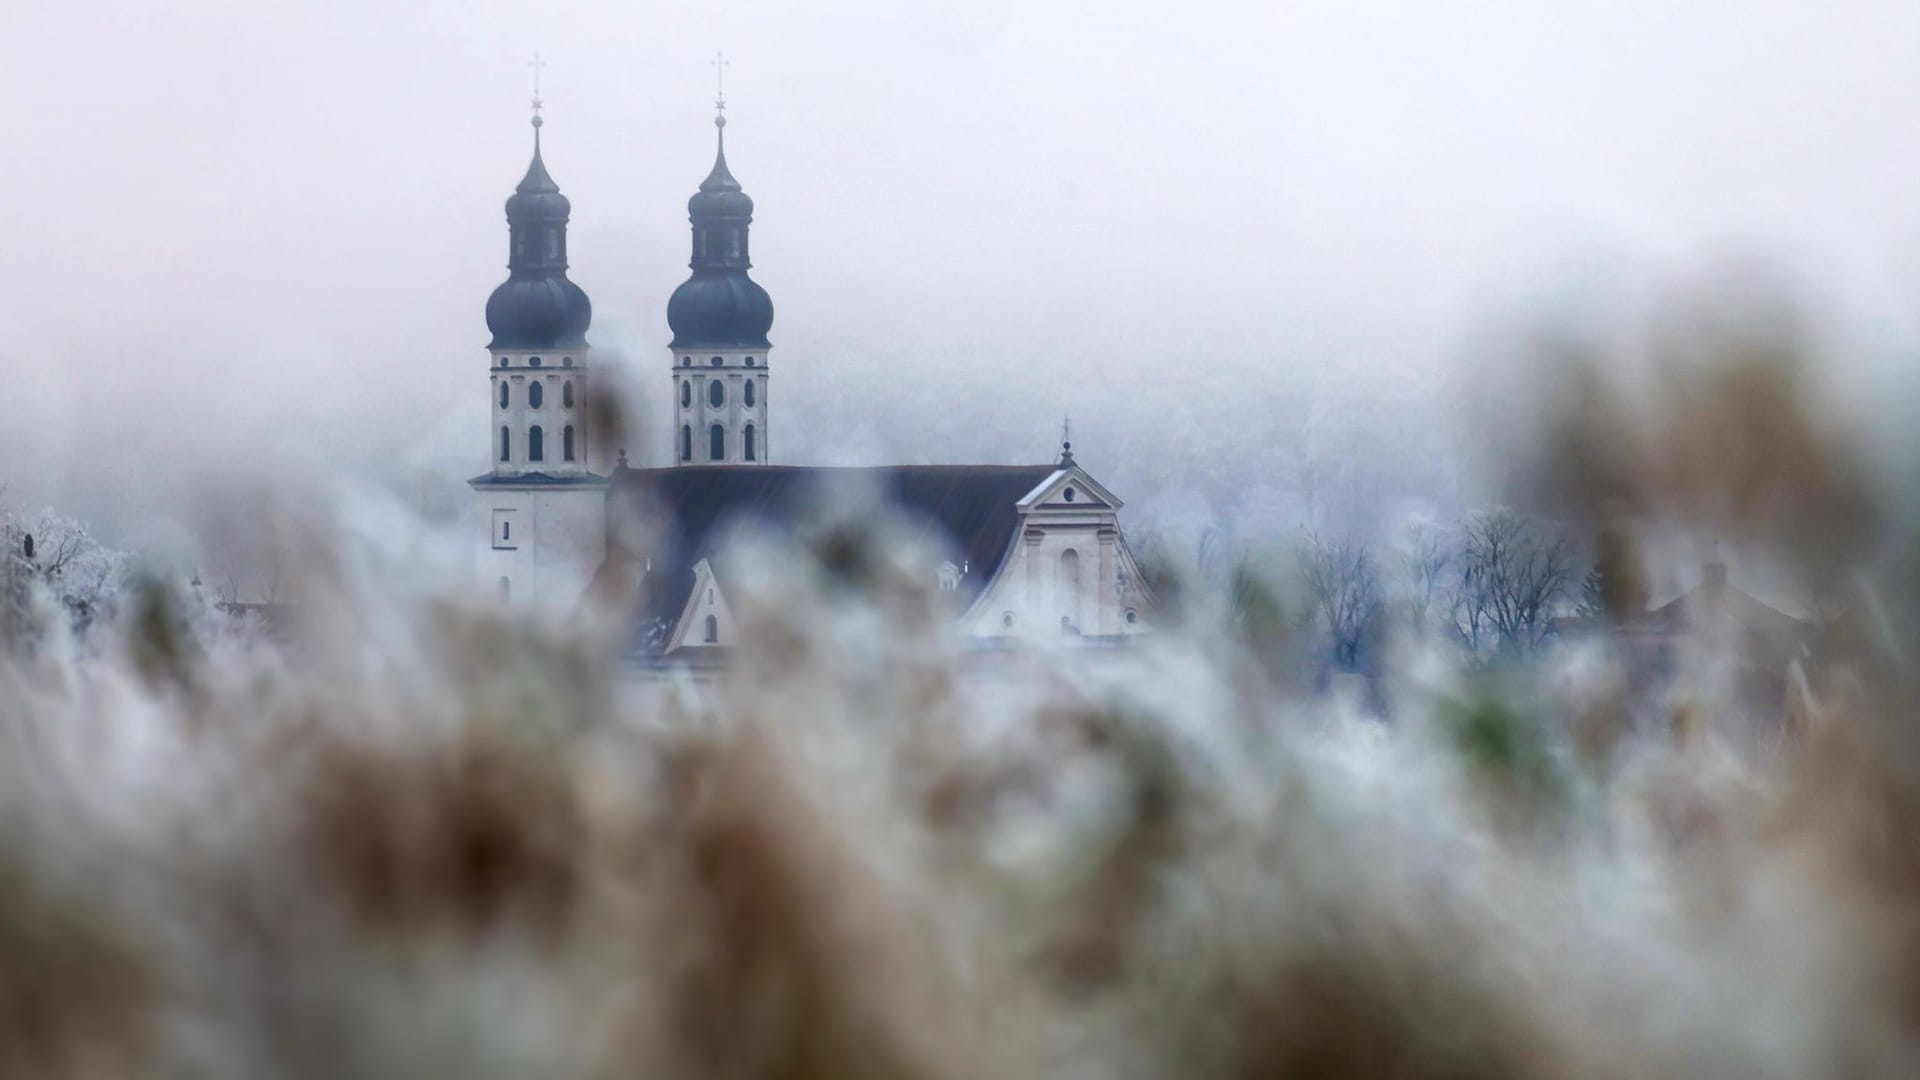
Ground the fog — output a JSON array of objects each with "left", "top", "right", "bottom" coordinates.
[{"left": 4, "top": 0, "right": 1920, "bottom": 548}]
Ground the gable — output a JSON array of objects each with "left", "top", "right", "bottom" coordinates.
[{"left": 1018, "top": 466, "right": 1124, "bottom": 513}]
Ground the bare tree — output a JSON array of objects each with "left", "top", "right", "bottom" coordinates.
[
  {"left": 1298, "top": 532, "right": 1382, "bottom": 670},
  {"left": 1447, "top": 508, "right": 1576, "bottom": 660},
  {"left": 1395, "top": 523, "right": 1450, "bottom": 638}
]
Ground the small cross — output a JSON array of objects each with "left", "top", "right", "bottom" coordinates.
[
  {"left": 529, "top": 52, "right": 547, "bottom": 121},
  {"left": 1062, "top": 415, "right": 1072, "bottom": 447},
  {"left": 712, "top": 50, "right": 729, "bottom": 113}
]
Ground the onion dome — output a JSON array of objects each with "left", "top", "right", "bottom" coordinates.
[
  {"left": 667, "top": 111, "right": 774, "bottom": 349},
  {"left": 486, "top": 113, "right": 592, "bottom": 350}
]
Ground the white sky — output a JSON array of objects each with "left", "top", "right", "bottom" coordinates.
[{"left": 3, "top": 0, "right": 1919, "bottom": 543}]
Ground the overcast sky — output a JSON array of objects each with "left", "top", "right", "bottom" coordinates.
[{"left": 4, "top": 0, "right": 1920, "bottom": 547}]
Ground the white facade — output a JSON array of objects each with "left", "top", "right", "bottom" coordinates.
[
  {"left": 671, "top": 348, "right": 770, "bottom": 465},
  {"left": 961, "top": 465, "right": 1150, "bottom": 640},
  {"left": 473, "top": 345, "right": 607, "bottom": 606}
]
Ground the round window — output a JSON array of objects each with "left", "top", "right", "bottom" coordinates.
[
  {"left": 1002, "top": 612, "right": 1015, "bottom": 629},
  {"left": 710, "top": 356, "right": 724, "bottom": 367},
  {"left": 1064, "top": 487, "right": 1076, "bottom": 502},
  {"left": 745, "top": 356, "right": 756, "bottom": 367},
  {"left": 681, "top": 356, "right": 692, "bottom": 367},
  {"left": 529, "top": 356, "right": 542, "bottom": 368},
  {"left": 562, "top": 356, "right": 573, "bottom": 367},
  {"left": 1125, "top": 609, "right": 1138, "bottom": 625}
]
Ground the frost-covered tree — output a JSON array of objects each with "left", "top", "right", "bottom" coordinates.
[
  {"left": 3, "top": 504, "right": 129, "bottom": 638},
  {"left": 1297, "top": 532, "right": 1382, "bottom": 671}
]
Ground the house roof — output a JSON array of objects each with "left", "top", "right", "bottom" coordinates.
[{"left": 601, "top": 464, "right": 1057, "bottom": 650}]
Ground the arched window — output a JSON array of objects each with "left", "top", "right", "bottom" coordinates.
[
  {"left": 680, "top": 425, "right": 692, "bottom": 462},
  {"left": 704, "top": 614, "right": 719, "bottom": 643},
  {"left": 681, "top": 380, "right": 692, "bottom": 407},
  {"left": 744, "top": 424, "right": 757, "bottom": 462},
  {"left": 563, "top": 425, "right": 576, "bottom": 462},
  {"left": 498, "top": 381, "right": 509, "bottom": 409},
  {"left": 562, "top": 381, "right": 574, "bottom": 408},
  {"left": 709, "top": 424, "right": 725, "bottom": 461},
  {"left": 744, "top": 379, "right": 756, "bottom": 407},
  {"left": 529, "top": 425, "right": 544, "bottom": 462},
  {"left": 710, "top": 355, "right": 723, "bottom": 367},
  {"left": 500, "top": 426, "right": 510, "bottom": 461},
  {"left": 709, "top": 380, "right": 724, "bottom": 407},
  {"left": 1057, "top": 548, "right": 1082, "bottom": 631},
  {"left": 529, "top": 381, "right": 543, "bottom": 409}
]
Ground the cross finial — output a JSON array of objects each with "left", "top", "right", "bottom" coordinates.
[
  {"left": 529, "top": 52, "right": 547, "bottom": 128},
  {"left": 1059, "top": 416, "right": 1075, "bottom": 467},
  {"left": 711, "top": 51, "right": 729, "bottom": 126}
]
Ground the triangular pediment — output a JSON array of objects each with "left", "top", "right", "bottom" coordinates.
[{"left": 1017, "top": 466, "right": 1123, "bottom": 512}]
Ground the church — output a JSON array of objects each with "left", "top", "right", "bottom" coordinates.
[{"left": 470, "top": 92, "right": 1151, "bottom": 660}]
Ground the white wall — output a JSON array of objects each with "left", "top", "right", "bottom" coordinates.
[{"left": 669, "top": 347, "right": 770, "bottom": 465}]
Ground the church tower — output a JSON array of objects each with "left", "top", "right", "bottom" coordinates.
[
  {"left": 470, "top": 89, "right": 607, "bottom": 604},
  {"left": 666, "top": 90, "right": 775, "bottom": 466}
]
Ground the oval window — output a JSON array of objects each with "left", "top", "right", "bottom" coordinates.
[
  {"left": 681, "top": 356, "right": 691, "bottom": 367},
  {"left": 744, "top": 379, "right": 756, "bottom": 407},
  {"left": 709, "top": 380, "right": 724, "bottom": 407},
  {"left": 745, "top": 356, "right": 756, "bottom": 367},
  {"left": 681, "top": 380, "right": 691, "bottom": 407},
  {"left": 529, "top": 381, "right": 544, "bottom": 409},
  {"left": 499, "top": 381, "right": 509, "bottom": 409},
  {"left": 710, "top": 356, "right": 724, "bottom": 367},
  {"left": 562, "top": 381, "right": 574, "bottom": 408},
  {"left": 562, "top": 356, "right": 573, "bottom": 367},
  {"left": 529, "top": 356, "right": 542, "bottom": 368}
]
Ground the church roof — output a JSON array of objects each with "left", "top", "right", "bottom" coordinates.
[{"left": 602, "top": 464, "right": 1055, "bottom": 649}]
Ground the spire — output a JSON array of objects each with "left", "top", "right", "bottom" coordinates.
[
  {"left": 702, "top": 51, "right": 740, "bottom": 193},
  {"left": 668, "top": 64, "right": 773, "bottom": 350},
  {"left": 517, "top": 52, "right": 557, "bottom": 195},
  {"left": 487, "top": 61, "right": 591, "bottom": 350}
]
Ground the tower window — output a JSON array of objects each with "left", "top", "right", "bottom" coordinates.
[
  {"left": 500, "top": 426, "right": 510, "bottom": 461},
  {"left": 710, "top": 356, "right": 723, "bottom": 367},
  {"left": 744, "top": 379, "right": 756, "bottom": 407},
  {"left": 704, "top": 614, "right": 719, "bottom": 643},
  {"left": 680, "top": 425, "right": 693, "bottom": 461},
  {"left": 563, "top": 425, "right": 575, "bottom": 462},
  {"left": 709, "top": 424, "right": 724, "bottom": 461},
  {"left": 529, "top": 425, "right": 544, "bottom": 462},
  {"left": 529, "top": 356, "right": 543, "bottom": 368},
  {"left": 745, "top": 356, "right": 756, "bottom": 367},
  {"left": 499, "top": 381, "right": 509, "bottom": 409},
  {"left": 562, "top": 356, "right": 573, "bottom": 367},
  {"left": 744, "top": 424, "right": 757, "bottom": 462},
  {"left": 681, "top": 380, "right": 691, "bottom": 407},
  {"left": 709, "top": 380, "right": 724, "bottom": 408},
  {"left": 529, "top": 381, "right": 544, "bottom": 409},
  {"left": 500, "top": 357, "right": 510, "bottom": 367},
  {"left": 562, "top": 381, "right": 574, "bottom": 408},
  {"left": 682, "top": 356, "right": 691, "bottom": 367},
  {"left": 502, "top": 521, "right": 510, "bottom": 540}
]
